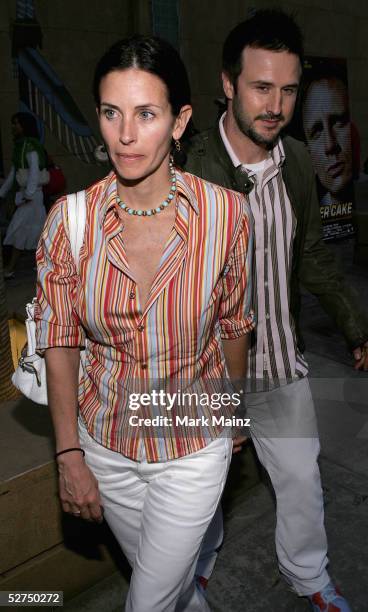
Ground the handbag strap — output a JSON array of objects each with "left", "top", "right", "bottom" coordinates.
[
  {"left": 66, "top": 190, "right": 86, "bottom": 272},
  {"left": 23, "top": 191, "right": 86, "bottom": 358}
]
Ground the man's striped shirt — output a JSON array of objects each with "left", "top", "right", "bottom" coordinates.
[{"left": 220, "top": 113, "right": 308, "bottom": 391}]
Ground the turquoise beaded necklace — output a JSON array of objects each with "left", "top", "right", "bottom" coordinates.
[{"left": 117, "top": 160, "right": 176, "bottom": 217}]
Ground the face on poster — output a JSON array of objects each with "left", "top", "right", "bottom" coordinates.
[{"left": 290, "top": 57, "right": 356, "bottom": 241}]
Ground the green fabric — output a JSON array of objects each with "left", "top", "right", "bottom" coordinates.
[
  {"left": 12, "top": 137, "right": 46, "bottom": 170},
  {"left": 184, "top": 126, "right": 368, "bottom": 351}
]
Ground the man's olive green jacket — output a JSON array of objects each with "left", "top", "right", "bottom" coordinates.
[{"left": 184, "top": 126, "right": 368, "bottom": 352}]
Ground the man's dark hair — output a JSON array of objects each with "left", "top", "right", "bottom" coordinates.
[
  {"left": 223, "top": 9, "right": 304, "bottom": 85},
  {"left": 93, "top": 35, "right": 191, "bottom": 116}
]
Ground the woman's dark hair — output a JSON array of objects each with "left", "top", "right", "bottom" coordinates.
[
  {"left": 93, "top": 35, "right": 191, "bottom": 116},
  {"left": 11, "top": 112, "right": 39, "bottom": 138},
  {"left": 223, "top": 9, "right": 304, "bottom": 87}
]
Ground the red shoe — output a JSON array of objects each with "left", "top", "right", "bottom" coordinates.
[{"left": 308, "top": 582, "right": 352, "bottom": 611}]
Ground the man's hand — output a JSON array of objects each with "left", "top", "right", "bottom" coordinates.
[
  {"left": 232, "top": 433, "right": 248, "bottom": 454},
  {"left": 57, "top": 453, "right": 104, "bottom": 522},
  {"left": 353, "top": 341, "right": 368, "bottom": 371}
]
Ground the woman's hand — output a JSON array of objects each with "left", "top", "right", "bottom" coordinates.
[{"left": 57, "top": 452, "right": 104, "bottom": 522}]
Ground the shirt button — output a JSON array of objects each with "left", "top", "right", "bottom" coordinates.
[
  {"left": 265, "top": 248, "right": 268, "bottom": 254},
  {"left": 129, "top": 292, "right": 136, "bottom": 299},
  {"left": 265, "top": 281, "right": 268, "bottom": 287},
  {"left": 137, "top": 325, "right": 144, "bottom": 332},
  {"left": 141, "top": 363, "right": 147, "bottom": 369},
  {"left": 265, "top": 313, "right": 270, "bottom": 320}
]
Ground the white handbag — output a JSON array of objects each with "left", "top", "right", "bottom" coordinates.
[{"left": 11, "top": 190, "right": 87, "bottom": 405}]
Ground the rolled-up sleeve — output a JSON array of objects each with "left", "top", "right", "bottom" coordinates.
[
  {"left": 219, "top": 204, "right": 256, "bottom": 339},
  {"left": 35, "top": 198, "right": 86, "bottom": 349}
]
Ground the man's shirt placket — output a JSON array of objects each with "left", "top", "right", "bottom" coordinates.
[
  {"left": 246, "top": 172, "right": 265, "bottom": 383},
  {"left": 248, "top": 160, "right": 286, "bottom": 389},
  {"left": 263, "top": 163, "right": 286, "bottom": 385}
]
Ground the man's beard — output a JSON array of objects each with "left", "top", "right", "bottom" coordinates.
[{"left": 232, "top": 94, "right": 284, "bottom": 148}]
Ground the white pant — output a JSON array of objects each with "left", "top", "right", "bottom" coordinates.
[
  {"left": 198, "top": 378, "right": 330, "bottom": 596},
  {"left": 79, "top": 421, "right": 232, "bottom": 611}
]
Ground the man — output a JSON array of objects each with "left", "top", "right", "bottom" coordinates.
[
  {"left": 186, "top": 9, "right": 368, "bottom": 612},
  {"left": 302, "top": 71, "right": 353, "bottom": 206}
]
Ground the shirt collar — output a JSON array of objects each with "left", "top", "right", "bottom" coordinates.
[
  {"left": 98, "top": 168, "right": 199, "bottom": 227},
  {"left": 98, "top": 171, "right": 118, "bottom": 227},
  {"left": 219, "top": 111, "right": 285, "bottom": 170},
  {"left": 175, "top": 169, "right": 199, "bottom": 215}
]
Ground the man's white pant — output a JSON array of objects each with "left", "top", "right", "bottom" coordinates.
[
  {"left": 198, "top": 378, "right": 330, "bottom": 596},
  {"left": 79, "top": 420, "right": 232, "bottom": 611}
]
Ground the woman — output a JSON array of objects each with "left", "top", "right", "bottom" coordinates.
[
  {"left": 35, "top": 36, "right": 254, "bottom": 611},
  {"left": 0, "top": 112, "right": 47, "bottom": 278}
]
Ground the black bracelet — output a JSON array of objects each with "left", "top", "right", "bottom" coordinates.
[{"left": 55, "top": 447, "right": 85, "bottom": 460}]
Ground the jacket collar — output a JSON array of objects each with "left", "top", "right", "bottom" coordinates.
[{"left": 210, "top": 123, "right": 238, "bottom": 178}]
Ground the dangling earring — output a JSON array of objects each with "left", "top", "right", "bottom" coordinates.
[{"left": 173, "top": 138, "right": 186, "bottom": 168}]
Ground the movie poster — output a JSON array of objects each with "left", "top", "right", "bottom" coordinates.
[{"left": 290, "top": 57, "right": 356, "bottom": 241}]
